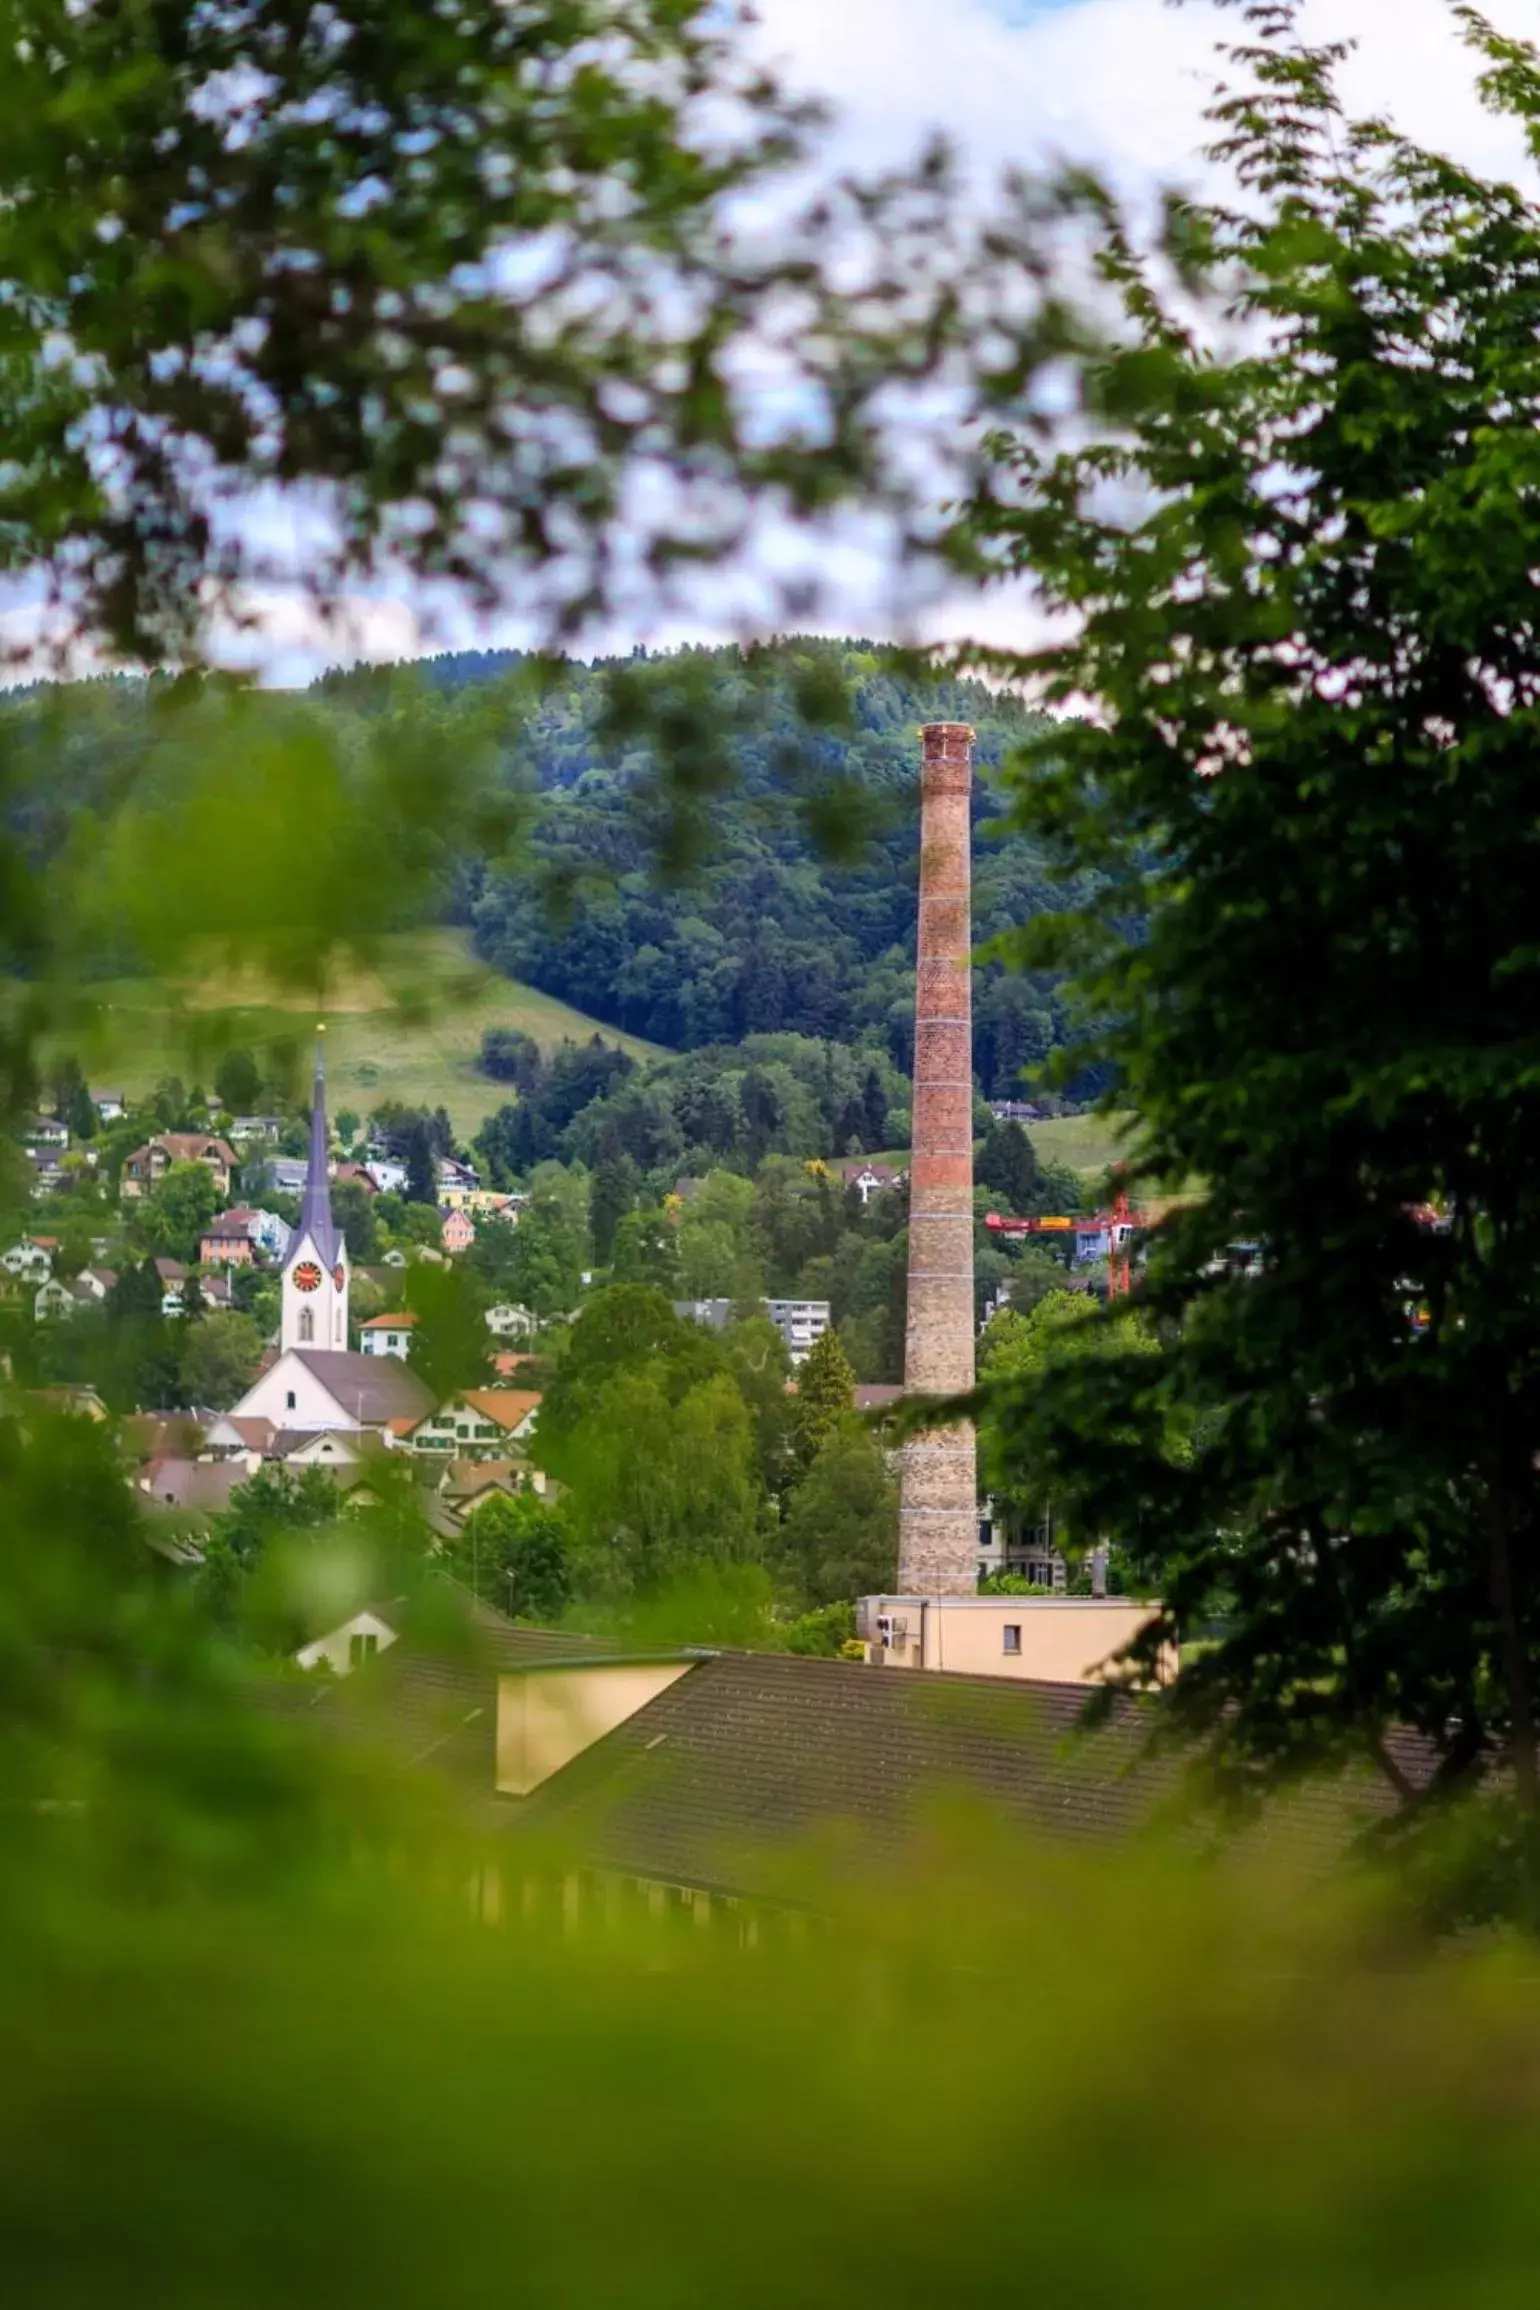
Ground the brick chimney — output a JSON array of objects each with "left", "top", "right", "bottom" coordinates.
[{"left": 897, "top": 721, "right": 978, "bottom": 1595}]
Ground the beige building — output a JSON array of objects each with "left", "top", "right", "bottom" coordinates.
[{"left": 856, "top": 1593, "right": 1174, "bottom": 1685}]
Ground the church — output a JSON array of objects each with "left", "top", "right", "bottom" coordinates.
[{"left": 228, "top": 1038, "right": 432, "bottom": 1439}]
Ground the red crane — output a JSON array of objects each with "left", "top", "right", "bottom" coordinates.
[{"left": 984, "top": 1185, "right": 1154, "bottom": 1297}]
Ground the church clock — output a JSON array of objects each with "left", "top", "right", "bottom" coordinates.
[{"left": 293, "top": 1260, "right": 323, "bottom": 1293}]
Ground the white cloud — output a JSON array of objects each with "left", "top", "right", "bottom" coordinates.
[
  {"left": 10, "top": 0, "right": 1538, "bottom": 684},
  {"left": 755, "top": 0, "right": 1537, "bottom": 195}
]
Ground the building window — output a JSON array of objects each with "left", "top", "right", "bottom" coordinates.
[
  {"left": 286, "top": 1391, "right": 296, "bottom": 1412},
  {"left": 348, "top": 1632, "right": 378, "bottom": 1669},
  {"left": 1002, "top": 1625, "right": 1022, "bottom": 1656},
  {"left": 299, "top": 1306, "right": 314, "bottom": 1343}
]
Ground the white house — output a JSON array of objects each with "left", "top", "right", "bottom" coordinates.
[
  {"left": 33, "top": 1277, "right": 76, "bottom": 1321},
  {"left": 91, "top": 1090, "right": 126, "bottom": 1123},
  {"left": 294, "top": 1606, "right": 400, "bottom": 1677},
  {"left": 485, "top": 1303, "right": 536, "bottom": 1340},
  {"left": 840, "top": 1160, "right": 903, "bottom": 1207},
  {"left": 2, "top": 1237, "right": 54, "bottom": 1282},
  {"left": 359, "top": 1311, "right": 416, "bottom": 1360}
]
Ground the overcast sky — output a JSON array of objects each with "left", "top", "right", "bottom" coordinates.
[{"left": 13, "top": 0, "right": 1539, "bottom": 683}]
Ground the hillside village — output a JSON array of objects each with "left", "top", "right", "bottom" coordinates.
[{"left": 2, "top": 998, "right": 1133, "bottom": 1662}]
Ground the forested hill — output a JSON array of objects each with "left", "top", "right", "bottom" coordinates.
[
  {"left": 319, "top": 638, "right": 1088, "bottom": 1099},
  {"left": 5, "top": 639, "right": 1092, "bottom": 1100}
]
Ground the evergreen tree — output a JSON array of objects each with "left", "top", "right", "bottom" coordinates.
[
  {"left": 66, "top": 1081, "right": 97, "bottom": 1142},
  {"left": 976, "top": 1120, "right": 1040, "bottom": 1216},
  {"left": 403, "top": 1118, "right": 438, "bottom": 1207},
  {"left": 106, "top": 1260, "right": 163, "bottom": 1324},
  {"left": 50, "top": 1053, "right": 86, "bottom": 1124},
  {"left": 213, "top": 1048, "right": 262, "bottom": 1115},
  {"left": 860, "top": 1067, "right": 888, "bottom": 1152},
  {"left": 793, "top": 1324, "right": 856, "bottom": 1464},
  {"left": 590, "top": 1148, "right": 638, "bottom": 1267}
]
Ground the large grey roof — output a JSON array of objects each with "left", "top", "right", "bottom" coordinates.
[
  {"left": 290, "top": 1349, "right": 433, "bottom": 1425},
  {"left": 286, "top": 1043, "right": 340, "bottom": 1271}
]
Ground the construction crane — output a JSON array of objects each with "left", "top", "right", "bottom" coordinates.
[{"left": 984, "top": 1185, "right": 1154, "bottom": 1298}]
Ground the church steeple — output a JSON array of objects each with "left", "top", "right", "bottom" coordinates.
[{"left": 281, "top": 1029, "right": 349, "bottom": 1353}]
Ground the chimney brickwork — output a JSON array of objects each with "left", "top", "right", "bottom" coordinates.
[{"left": 898, "top": 721, "right": 978, "bottom": 1595}]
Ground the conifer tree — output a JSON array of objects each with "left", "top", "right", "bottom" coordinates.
[{"left": 793, "top": 1325, "right": 856, "bottom": 1464}]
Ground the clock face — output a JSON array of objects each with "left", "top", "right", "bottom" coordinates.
[
  {"left": 333, "top": 1263, "right": 346, "bottom": 1292},
  {"left": 293, "top": 1260, "right": 323, "bottom": 1293}
]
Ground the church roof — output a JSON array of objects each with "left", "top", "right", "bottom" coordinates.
[
  {"left": 289, "top": 1349, "right": 433, "bottom": 1427},
  {"left": 287, "top": 1041, "right": 340, "bottom": 1272}
]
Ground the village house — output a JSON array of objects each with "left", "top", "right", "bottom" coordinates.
[
  {"left": 2, "top": 1236, "right": 56, "bottom": 1281},
  {"left": 441, "top": 1209, "right": 476, "bottom": 1255},
  {"left": 401, "top": 1388, "right": 541, "bottom": 1459},
  {"left": 435, "top": 1458, "right": 541, "bottom": 1519},
  {"left": 199, "top": 1207, "right": 269, "bottom": 1265},
  {"left": 263, "top": 1156, "right": 311, "bottom": 1196},
  {"left": 359, "top": 1310, "right": 416, "bottom": 1360},
  {"left": 33, "top": 1277, "right": 76, "bottom": 1321},
  {"left": 121, "top": 1132, "right": 238, "bottom": 1201},
  {"left": 333, "top": 1160, "right": 381, "bottom": 1194},
  {"left": 26, "top": 1149, "right": 64, "bottom": 1198},
  {"left": 90, "top": 1090, "right": 125, "bottom": 1122},
  {"left": 485, "top": 1303, "right": 536, "bottom": 1340},
  {"left": 71, "top": 1266, "right": 118, "bottom": 1306},
  {"left": 840, "top": 1159, "right": 904, "bottom": 1207},
  {"left": 23, "top": 1114, "right": 69, "bottom": 1150}
]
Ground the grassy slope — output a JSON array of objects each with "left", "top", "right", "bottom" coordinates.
[
  {"left": 51, "top": 930, "right": 665, "bottom": 1140},
  {"left": 869, "top": 1113, "right": 1133, "bottom": 1191}
]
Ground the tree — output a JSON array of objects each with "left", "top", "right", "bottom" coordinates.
[
  {"left": 66, "top": 1081, "right": 97, "bottom": 1144},
  {"left": 403, "top": 1119, "right": 439, "bottom": 1210},
  {"left": 0, "top": 0, "right": 960, "bottom": 670},
  {"left": 213, "top": 1049, "right": 262, "bottom": 1116},
  {"left": 137, "top": 1162, "right": 219, "bottom": 1262},
  {"left": 331, "top": 1180, "right": 381, "bottom": 1267},
  {"left": 610, "top": 1209, "right": 680, "bottom": 1294},
  {"left": 780, "top": 1427, "right": 898, "bottom": 1608},
  {"left": 976, "top": 1120, "right": 1039, "bottom": 1217},
  {"left": 106, "top": 1260, "right": 164, "bottom": 1325},
  {"left": 793, "top": 1325, "right": 856, "bottom": 1465},
  {"left": 444, "top": 1491, "right": 572, "bottom": 1624},
  {"left": 50, "top": 1054, "right": 86, "bottom": 1125},
  {"left": 180, "top": 1311, "right": 262, "bottom": 1410},
  {"left": 406, "top": 1263, "right": 493, "bottom": 1402},
  {"left": 961, "top": 6, "right": 1540, "bottom": 1905},
  {"left": 492, "top": 1200, "right": 584, "bottom": 1324},
  {"left": 479, "top": 1029, "right": 542, "bottom": 1091},
  {"left": 860, "top": 1067, "right": 889, "bottom": 1153},
  {"left": 589, "top": 1149, "right": 638, "bottom": 1267},
  {"left": 335, "top": 1110, "right": 361, "bottom": 1150},
  {"left": 562, "top": 1369, "right": 760, "bottom": 1593}
]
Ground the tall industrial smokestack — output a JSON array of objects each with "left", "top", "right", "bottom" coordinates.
[{"left": 898, "top": 721, "right": 978, "bottom": 1595}]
